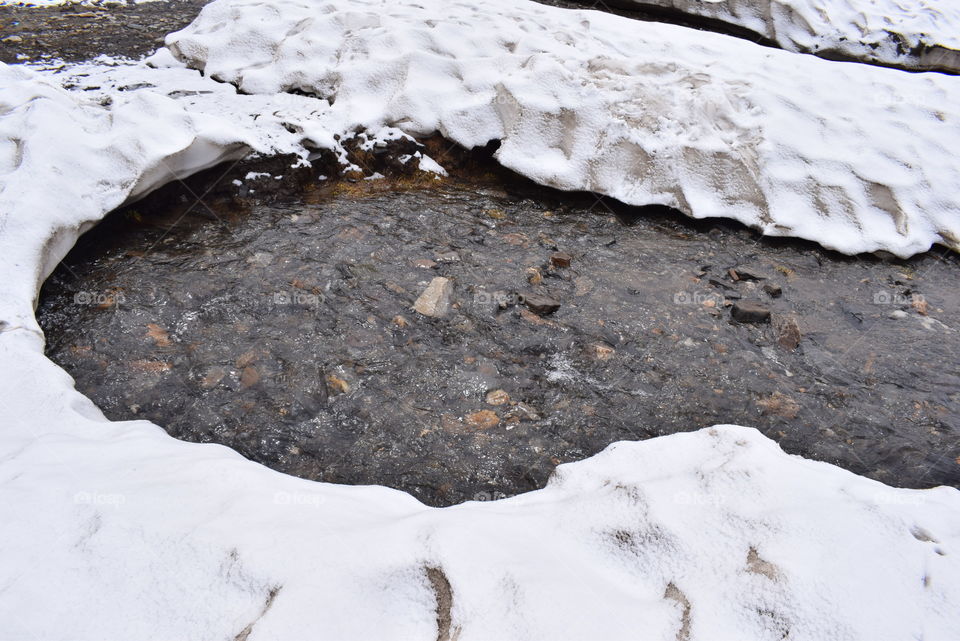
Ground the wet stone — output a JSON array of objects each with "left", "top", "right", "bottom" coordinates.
[
  {"left": 731, "top": 301, "right": 772, "bottom": 323},
  {"left": 37, "top": 163, "right": 960, "bottom": 506},
  {"left": 550, "top": 252, "right": 573, "bottom": 268},
  {"left": 763, "top": 283, "right": 783, "bottom": 298},
  {"left": 414, "top": 277, "right": 454, "bottom": 318},
  {"left": 522, "top": 293, "right": 562, "bottom": 316}
]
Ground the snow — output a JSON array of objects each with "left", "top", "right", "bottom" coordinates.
[
  {"left": 0, "top": 0, "right": 959, "bottom": 638},
  {"left": 612, "top": 0, "right": 960, "bottom": 73},
  {"left": 162, "top": 0, "right": 960, "bottom": 258}
]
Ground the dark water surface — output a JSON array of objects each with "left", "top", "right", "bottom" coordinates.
[{"left": 38, "top": 164, "right": 960, "bottom": 506}]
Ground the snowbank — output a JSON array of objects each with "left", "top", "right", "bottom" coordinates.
[
  {"left": 606, "top": 0, "right": 960, "bottom": 73},
  {"left": 1, "top": 0, "right": 959, "bottom": 637},
  {"left": 163, "top": 0, "right": 960, "bottom": 258}
]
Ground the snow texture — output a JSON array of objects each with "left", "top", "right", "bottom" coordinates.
[
  {"left": 609, "top": 0, "right": 960, "bottom": 73},
  {"left": 163, "top": 0, "right": 960, "bottom": 258},
  {"left": 0, "top": 1, "right": 959, "bottom": 638}
]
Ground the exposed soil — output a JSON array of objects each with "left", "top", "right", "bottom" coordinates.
[
  {"left": 0, "top": 0, "right": 207, "bottom": 64},
  {"left": 37, "top": 142, "right": 960, "bottom": 507}
]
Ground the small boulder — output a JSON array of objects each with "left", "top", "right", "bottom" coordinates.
[
  {"left": 550, "top": 252, "right": 573, "bottom": 268},
  {"left": 521, "top": 293, "right": 561, "bottom": 316},
  {"left": 414, "top": 277, "right": 454, "bottom": 317},
  {"left": 731, "top": 301, "right": 771, "bottom": 323}
]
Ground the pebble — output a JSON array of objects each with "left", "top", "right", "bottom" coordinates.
[
  {"left": 521, "top": 293, "right": 561, "bottom": 316},
  {"left": 731, "top": 266, "right": 771, "bottom": 281},
  {"left": 414, "top": 277, "right": 454, "bottom": 317},
  {"left": 465, "top": 410, "right": 500, "bottom": 430},
  {"left": 776, "top": 316, "right": 802, "bottom": 350},
  {"left": 485, "top": 389, "right": 510, "bottom": 405},
  {"left": 2, "top": 36, "right": 23, "bottom": 44},
  {"left": 763, "top": 283, "right": 783, "bottom": 298},
  {"left": 731, "top": 301, "right": 771, "bottom": 323},
  {"left": 550, "top": 252, "right": 573, "bottom": 268}
]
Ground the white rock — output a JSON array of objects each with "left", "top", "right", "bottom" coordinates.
[{"left": 413, "top": 277, "right": 453, "bottom": 317}]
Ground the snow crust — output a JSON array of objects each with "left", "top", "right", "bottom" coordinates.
[
  {"left": 164, "top": 0, "right": 960, "bottom": 258},
  {"left": 0, "top": 1, "right": 959, "bottom": 638},
  {"left": 612, "top": 0, "right": 960, "bottom": 73}
]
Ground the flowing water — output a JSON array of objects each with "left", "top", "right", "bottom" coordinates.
[{"left": 38, "top": 157, "right": 960, "bottom": 506}]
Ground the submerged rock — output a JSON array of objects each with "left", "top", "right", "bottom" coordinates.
[
  {"left": 414, "top": 277, "right": 454, "bottom": 317},
  {"left": 731, "top": 301, "right": 771, "bottom": 323}
]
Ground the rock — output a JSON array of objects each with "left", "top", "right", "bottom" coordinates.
[
  {"left": 145, "top": 323, "right": 172, "bottom": 347},
  {"left": 776, "top": 316, "right": 802, "bottom": 350},
  {"left": 732, "top": 266, "right": 771, "bottom": 281},
  {"left": 756, "top": 392, "right": 800, "bottom": 419},
  {"left": 465, "top": 410, "right": 500, "bottom": 430},
  {"left": 763, "top": 283, "right": 783, "bottom": 298},
  {"left": 521, "top": 293, "right": 561, "bottom": 316},
  {"left": 325, "top": 374, "right": 350, "bottom": 395},
  {"left": 434, "top": 250, "right": 460, "bottom": 263},
  {"left": 240, "top": 365, "right": 260, "bottom": 388},
  {"left": 485, "top": 389, "right": 510, "bottom": 406},
  {"left": 590, "top": 342, "right": 615, "bottom": 361},
  {"left": 2, "top": 36, "right": 23, "bottom": 45},
  {"left": 550, "top": 252, "right": 573, "bottom": 268},
  {"left": 731, "top": 301, "right": 771, "bottom": 323},
  {"left": 414, "top": 277, "right": 454, "bottom": 317}
]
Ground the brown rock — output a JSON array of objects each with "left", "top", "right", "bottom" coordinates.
[
  {"left": 240, "top": 365, "right": 260, "bottom": 388},
  {"left": 522, "top": 293, "right": 561, "bottom": 316},
  {"left": 465, "top": 410, "right": 500, "bottom": 430},
  {"left": 591, "top": 343, "right": 615, "bottom": 361},
  {"left": 485, "top": 389, "right": 510, "bottom": 406},
  {"left": 146, "top": 323, "right": 171, "bottom": 347},
  {"left": 550, "top": 252, "right": 573, "bottom": 268},
  {"left": 776, "top": 317, "right": 802, "bottom": 350},
  {"left": 756, "top": 392, "right": 800, "bottom": 419},
  {"left": 326, "top": 374, "right": 351, "bottom": 395},
  {"left": 731, "top": 302, "right": 770, "bottom": 323}
]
